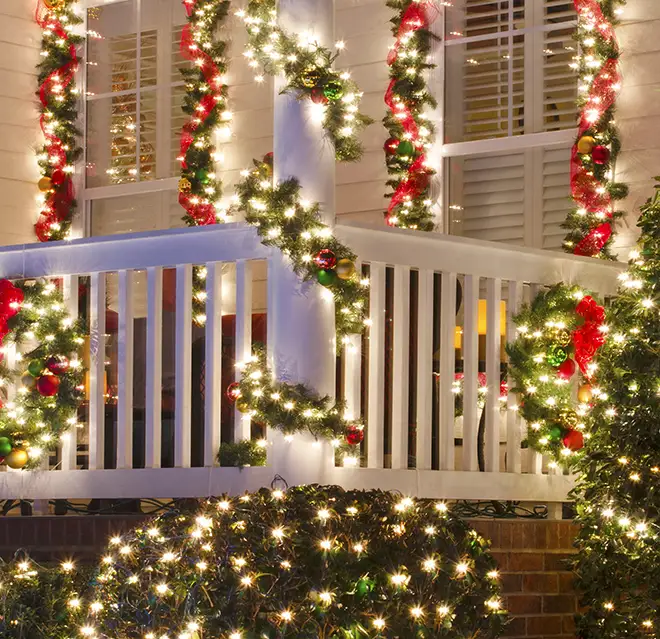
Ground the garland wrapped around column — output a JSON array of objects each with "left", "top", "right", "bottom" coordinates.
[
  {"left": 34, "top": 0, "right": 83, "bottom": 242},
  {"left": 238, "top": 0, "right": 372, "bottom": 162},
  {"left": 562, "top": 0, "right": 628, "bottom": 259},
  {"left": 383, "top": 0, "right": 439, "bottom": 231}
]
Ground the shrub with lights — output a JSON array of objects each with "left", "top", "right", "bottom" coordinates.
[
  {"left": 79, "top": 486, "right": 505, "bottom": 639},
  {"left": 573, "top": 184, "right": 660, "bottom": 637},
  {"left": 0, "top": 278, "right": 85, "bottom": 469},
  {"left": 506, "top": 284, "right": 607, "bottom": 467}
]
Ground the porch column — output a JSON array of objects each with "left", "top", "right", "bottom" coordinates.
[{"left": 268, "top": 0, "right": 337, "bottom": 480}]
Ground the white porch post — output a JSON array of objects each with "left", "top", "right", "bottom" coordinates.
[{"left": 268, "top": 0, "right": 337, "bottom": 482}]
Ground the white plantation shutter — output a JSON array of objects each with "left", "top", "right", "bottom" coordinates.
[{"left": 542, "top": 145, "right": 572, "bottom": 249}]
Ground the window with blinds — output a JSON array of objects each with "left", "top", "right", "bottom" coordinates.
[
  {"left": 444, "top": 0, "right": 577, "bottom": 249},
  {"left": 86, "top": 0, "right": 187, "bottom": 190}
]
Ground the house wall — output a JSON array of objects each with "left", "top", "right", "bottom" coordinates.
[
  {"left": 0, "top": 0, "right": 42, "bottom": 245},
  {"left": 615, "top": 0, "right": 660, "bottom": 254},
  {"left": 0, "top": 515, "right": 579, "bottom": 639}
]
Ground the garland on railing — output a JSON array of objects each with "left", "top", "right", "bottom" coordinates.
[
  {"left": 562, "top": 0, "right": 627, "bottom": 259},
  {"left": 231, "top": 154, "right": 369, "bottom": 459},
  {"left": 0, "top": 279, "right": 85, "bottom": 470},
  {"left": 34, "top": 0, "right": 83, "bottom": 242},
  {"left": 383, "top": 0, "right": 439, "bottom": 231},
  {"left": 237, "top": 0, "right": 372, "bottom": 162},
  {"left": 506, "top": 284, "right": 607, "bottom": 467}
]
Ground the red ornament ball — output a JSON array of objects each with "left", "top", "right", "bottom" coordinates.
[
  {"left": 46, "top": 355, "right": 69, "bottom": 375},
  {"left": 314, "top": 249, "right": 337, "bottom": 270},
  {"left": 226, "top": 382, "right": 242, "bottom": 403},
  {"left": 345, "top": 425, "right": 364, "bottom": 446},
  {"left": 310, "top": 87, "right": 329, "bottom": 105},
  {"left": 50, "top": 168, "right": 66, "bottom": 186},
  {"left": 562, "top": 429, "right": 584, "bottom": 452},
  {"left": 263, "top": 152, "right": 274, "bottom": 165},
  {"left": 384, "top": 138, "right": 399, "bottom": 155},
  {"left": 556, "top": 358, "right": 576, "bottom": 380},
  {"left": 36, "top": 374, "right": 60, "bottom": 397},
  {"left": 591, "top": 145, "right": 610, "bottom": 165}
]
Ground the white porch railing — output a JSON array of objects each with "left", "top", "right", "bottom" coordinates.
[{"left": 0, "top": 223, "right": 622, "bottom": 505}]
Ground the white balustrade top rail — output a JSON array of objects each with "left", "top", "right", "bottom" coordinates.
[{"left": 0, "top": 223, "right": 624, "bottom": 507}]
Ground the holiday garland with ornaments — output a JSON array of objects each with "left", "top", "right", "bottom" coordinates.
[
  {"left": 383, "top": 0, "right": 439, "bottom": 232},
  {"left": 573, "top": 182, "right": 660, "bottom": 639},
  {"left": 76, "top": 487, "right": 505, "bottom": 639},
  {"left": 562, "top": 0, "right": 627, "bottom": 259},
  {"left": 238, "top": 0, "right": 372, "bottom": 162},
  {"left": 0, "top": 279, "right": 85, "bottom": 470},
  {"left": 34, "top": 0, "right": 83, "bottom": 242},
  {"left": 506, "top": 285, "right": 607, "bottom": 467}
]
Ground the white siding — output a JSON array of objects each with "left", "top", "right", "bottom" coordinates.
[
  {"left": 615, "top": 0, "right": 660, "bottom": 255},
  {"left": 0, "top": 0, "right": 42, "bottom": 245}
]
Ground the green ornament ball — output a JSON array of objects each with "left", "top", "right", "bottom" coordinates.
[
  {"left": 27, "top": 359, "right": 44, "bottom": 377},
  {"left": 322, "top": 80, "right": 344, "bottom": 101},
  {"left": 196, "top": 168, "right": 209, "bottom": 184},
  {"left": 397, "top": 140, "right": 414, "bottom": 157},
  {"left": 548, "top": 425, "right": 563, "bottom": 441},
  {"left": 0, "top": 437, "right": 12, "bottom": 457},
  {"left": 317, "top": 269, "right": 337, "bottom": 287},
  {"left": 546, "top": 344, "right": 568, "bottom": 367}
]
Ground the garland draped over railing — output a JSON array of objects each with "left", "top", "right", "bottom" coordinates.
[
  {"left": 562, "top": 0, "right": 627, "bottom": 259},
  {"left": 383, "top": 0, "right": 439, "bottom": 231},
  {"left": 238, "top": 0, "right": 372, "bottom": 162},
  {"left": 34, "top": 0, "right": 83, "bottom": 242}
]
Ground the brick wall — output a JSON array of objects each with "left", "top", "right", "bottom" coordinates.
[{"left": 0, "top": 516, "right": 578, "bottom": 639}]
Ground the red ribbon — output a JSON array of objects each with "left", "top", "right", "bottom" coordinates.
[
  {"left": 572, "top": 295, "right": 606, "bottom": 375},
  {"left": 34, "top": 0, "right": 79, "bottom": 241},
  {"left": 570, "top": 1, "right": 619, "bottom": 256},
  {"left": 178, "top": 0, "right": 225, "bottom": 225},
  {"left": 0, "top": 280, "right": 24, "bottom": 348}
]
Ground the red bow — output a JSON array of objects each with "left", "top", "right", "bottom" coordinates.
[{"left": 572, "top": 295, "right": 606, "bottom": 375}]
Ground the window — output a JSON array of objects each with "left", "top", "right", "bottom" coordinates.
[
  {"left": 443, "top": 0, "right": 577, "bottom": 248},
  {"left": 84, "top": 0, "right": 189, "bottom": 234}
]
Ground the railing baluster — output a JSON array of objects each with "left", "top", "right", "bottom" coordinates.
[
  {"left": 506, "top": 280, "right": 523, "bottom": 473},
  {"left": 416, "top": 269, "right": 433, "bottom": 470},
  {"left": 88, "top": 272, "right": 106, "bottom": 471},
  {"left": 342, "top": 262, "right": 362, "bottom": 431},
  {"left": 439, "top": 271, "right": 457, "bottom": 471},
  {"left": 485, "top": 277, "right": 502, "bottom": 472},
  {"left": 61, "top": 275, "right": 79, "bottom": 471},
  {"left": 117, "top": 270, "right": 134, "bottom": 469},
  {"left": 175, "top": 264, "right": 192, "bottom": 468},
  {"left": 462, "top": 274, "right": 479, "bottom": 472},
  {"left": 145, "top": 266, "right": 163, "bottom": 469},
  {"left": 367, "top": 262, "right": 385, "bottom": 469},
  {"left": 205, "top": 262, "right": 223, "bottom": 467},
  {"left": 235, "top": 260, "right": 252, "bottom": 442},
  {"left": 391, "top": 265, "right": 410, "bottom": 470}
]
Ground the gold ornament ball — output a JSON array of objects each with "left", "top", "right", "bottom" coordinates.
[
  {"left": 178, "top": 178, "right": 192, "bottom": 193},
  {"left": 555, "top": 329, "right": 571, "bottom": 347},
  {"left": 301, "top": 67, "right": 324, "bottom": 89},
  {"left": 6, "top": 449, "right": 28, "bottom": 469},
  {"left": 236, "top": 399, "right": 251, "bottom": 414},
  {"left": 336, "top": 258, "right": 356, "bottom": 280},
  {"left": 44, "top": 0, "right": 66, "bottom": 8},
  {"left": 577, "top": 384, "right": 593, "bottom": 403},
  {"left": 577, "top": 135, "right": 596, "bottom": 154},
  {"left": 38, "top": 176, "right": 53, "bottom": 192}
]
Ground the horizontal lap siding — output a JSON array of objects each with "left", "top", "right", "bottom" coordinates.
[{"left": 0, "top": 0, "right": 41, "bottom": 245}]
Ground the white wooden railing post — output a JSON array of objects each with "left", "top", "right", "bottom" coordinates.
[{"left": 268, "top": 0, "right": 336, "bottom": 482}]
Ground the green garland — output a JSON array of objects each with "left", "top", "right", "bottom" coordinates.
[
  {"left": 34, "top": 0, "right": 83, "bottom": 242},
  {"left": 238, "top": 0, "right": 372, "bottom": 162},
  {"left": 0, "top": 279, "right": 85, "bottom": 469},
  {"left": 0, "top": 556, "right": 89, "bottom": 639},
  {"left": 80, "top": 486, "right": 505, "bottom": 639},
  {"left": 383, "top": 0, "right": 437, "bottom": 231},
  {"left": 561, "top": 0, "right": 628, "bottom": 259},
  {"left": 235, "top": 155, "right": 369, "bottom": 339},
  {"left": 506, "top": 284, "right": 606, "bottom": 467},
  {"left": 217, "top": 438, "right": 267, "bottom": 468}
]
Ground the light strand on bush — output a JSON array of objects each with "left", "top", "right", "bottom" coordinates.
[
  {"left": 561, "top": 0, "right": 627, "bottom": 259},
  {"left": 81, "top": 487, "right": 506, "bottom": 639},
  {"left": 34, "top": 0, "right": 83, "bottom": 242},
  {"left": 237, "top": 0, "right": 372, "bottom": 162},
  {"left": 0, "top": 278, "right": 85, "bottom": 469},
  {"left": 506, "top": 284, "right": 607, "bottom": 467},
  {"left": 383, "top": 0, "right": 439, "bottom": 231}
]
